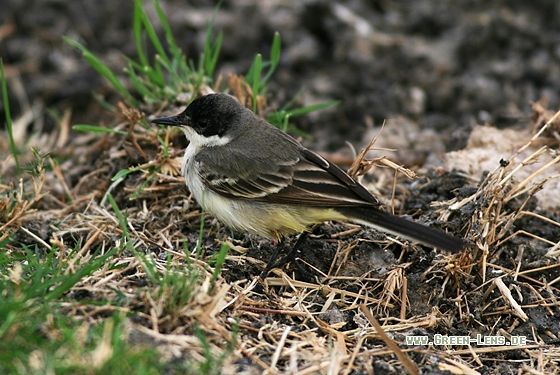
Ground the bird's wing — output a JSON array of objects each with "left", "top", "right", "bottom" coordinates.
[
  {"left": 195, "top": 145, "right": 380, "bottom": 207},
  {"left": 286, "top": 148, "right": 380, "bottom": 206}
]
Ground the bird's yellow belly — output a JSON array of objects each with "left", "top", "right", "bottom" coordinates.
[{"left": 189, "top": 178, "right": 345, "bottom": 240}]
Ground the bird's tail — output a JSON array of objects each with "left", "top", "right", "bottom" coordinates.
[{"left": 337, "top": 206, "right": 465, "bottom": 253}]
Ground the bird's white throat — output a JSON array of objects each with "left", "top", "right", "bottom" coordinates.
[
  {"left": 180, "top": 126, "right": 232, "bottom": 148},
  {"left": 180, "top": 126, "right": 232, "bottom": 176}
]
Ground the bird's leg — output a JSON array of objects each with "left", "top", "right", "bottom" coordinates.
[
  {"left": 259, "top": 232, "right": 310, "bottom": 280},
  {"left": 284, "top": 231, "right": 310, "bottom": 265},
  {"left": 259, "top": 243, "right": 283, "bottom": 280}
]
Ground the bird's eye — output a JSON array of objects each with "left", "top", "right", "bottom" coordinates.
[{"left": 197, "top": 119, "right": 208, "bottom": 128}]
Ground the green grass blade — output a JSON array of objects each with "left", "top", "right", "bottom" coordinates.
[
  {"left": 0, "top": 236, "right": 14, "bottom": 251},
  {"left": 210, "top": 243, "right": 229, "bottom": 291},
  {"left": 133, "top": 0, "right": 149, "bottom": 67},
  {"left": 153, "top": 0, "right": 188, "bottom": 76},
  {"left": 203, "top": 6, "right": 222, "bottom": 79},
  {"left": 280, "top": 87, "right": 303, "bottom": 111},
  {"left": 1, "top": 59, "right": 20, "bottom": 175},
  {"left": 196, "top": 52, "right": 206, "bottom": 89},
  {"left": 286, "top": 100, "right": 340, "bottom": 117},
  {"left": 124, "top": 63, "right": 158, "bottom": 102},
  {"left": 64, "top": 37, "right": 137, "bottom": 107},
  {"left": 125, "top": 55, "right": 148, "bottom": 74},
  {"left": 197, "top": 204, "right": 206, "bottom": 259},
  {"left": 45, "top": 247, "right": 119, "bottom": 302},
  {"left": 153, "top": 57, "right": 167, "bottom": 87},
  {"left": 0, "top": 311, "right": 17, "bottom": 337},
  {"left": 251, "top": 54, "right": 262, "bottom": 113},
  {"left": 72, "top": 125, "right": 128, "bottom": 135},
  {"left": 209, "top": 32, "right": 223, "bottom": 79},
  {"left": 100, "top": 167, "right": 141, "bottom": 206},
  {"left": 137, "top": 0, "right": 171, "bottom": 68},
  {"left": 194, "top": 325, "right": 215, "bottom": 374},
  {"left": 112, "top": 167, "right": 141, "bottom": 181},
  {"left": 92, "top": 91, "right": 116, "bottom": 112},
  {"left": 108, "top": 193, "right": 158, "bottom": 283},
  {"left": 155, "top": 54, "right": 175, "bottom": 82},
  {"left": 157, "top": 134, "right": 169, "bottom": 157},
  {"left": 270, "top": 32, "right": 281, "bottom": 69},
  {"left": 130, "top": 176, "right": 155, "bottom": 200},
  {"left": 281, "top": 113, "right": 290, "bottom": 132},
  {"left": 260, "top": 32, "right": 281, "bottom": 89},
  {"left": 108, "top": 194, "right": 130, "bottom": 244}
]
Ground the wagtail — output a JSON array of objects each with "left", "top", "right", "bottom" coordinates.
[{"left": 152, "top": 93, "right": 465, "bottom": 255}]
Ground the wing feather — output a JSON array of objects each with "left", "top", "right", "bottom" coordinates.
[{"left": 195, "top": 140, "right": 380, "bottom": 207}]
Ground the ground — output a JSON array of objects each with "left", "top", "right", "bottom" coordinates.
[{"left": 1, "top": 1, "right": 560, "bottom": 374}]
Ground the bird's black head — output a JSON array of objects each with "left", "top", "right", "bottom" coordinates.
[{"left": 151, "top": 93, "right": 244, "bottom": 138}]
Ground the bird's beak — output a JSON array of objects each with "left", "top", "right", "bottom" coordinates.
[{"left": 151, "top": 115, "right": 182, "bottom": 127}]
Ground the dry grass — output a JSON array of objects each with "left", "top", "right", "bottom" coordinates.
[{"left": 1, "top": 86, "right": 560, "bottom": 374}]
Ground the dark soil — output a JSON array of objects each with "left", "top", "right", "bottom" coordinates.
[{"left": 5, "top": 1, "right": 560, "bottom": 149}]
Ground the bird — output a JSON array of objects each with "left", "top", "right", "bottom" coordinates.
[{"left": 151, "top": 93, "right": 465, "bottom": 257}]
